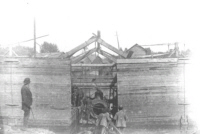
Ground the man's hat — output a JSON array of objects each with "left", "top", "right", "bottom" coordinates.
[{"left": 24, "top": 78, "right": 30, "bottom": 85}]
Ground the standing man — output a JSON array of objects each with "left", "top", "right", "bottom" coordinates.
[
  {"left": 76, "top": 87, "right": 84, "bottom": 106},
  {"left": 21, "top": 78, "right": 32, "bottom": 129},
  {"left": 114, "top": 105, "right": 127, "bottom": 134},
  {"left": 96, "top": 108, "right": 111, "bottom": 134}
]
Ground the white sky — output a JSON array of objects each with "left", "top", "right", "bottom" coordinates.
[{"left": 0, "top": 0, "right": 200, "bottom": 53}]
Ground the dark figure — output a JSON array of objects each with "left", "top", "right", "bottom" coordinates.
[
  {"left": 21, "top": 78, "right": 32, "bottom": 129},
  {"left": 114, "top": 105, "right": 127, "bottom": 134},
  {"left": 76, "top": 88, "right": 84, "bottom": 106},
  {"left": 94, "top": 87, "right": 103, "bottom": 100},
  {"left": 72, "top": 86, "right": 84, "bottom": 106}
]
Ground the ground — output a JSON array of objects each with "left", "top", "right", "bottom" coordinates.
[
  {"left": 0, "top": 125, "right": 198, "bottom": 134},
  {"left": 51, "top": 125, "right": 197, "bottom": 134}
]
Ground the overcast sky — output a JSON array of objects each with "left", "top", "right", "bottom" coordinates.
[{"left": 0, "top": 0, "right": 199, "bottom": 53}]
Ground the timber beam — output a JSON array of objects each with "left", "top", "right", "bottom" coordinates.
[
  {"left": 99, "top": 49, "right": 117, "bottom": 63},
  {"left": 132, "top": 53, "right": 170, "bottom": 58},
  {"left": 97, "top": 38, "right": 127, "bottom": 58},
  {"left": 65, "top": 36, "right": 97, "bottom": 58},
  {"left": 71, "top": 48, "right": 97, "bottom": 64},
  {"left": 73, "top": 82, "right": 116, "bottom": 86},
  {"left": 70, "top": 51, "right": 87, "bottom": 61},
  {"left": 117, "top": 58, "right": 178, "bottom": 64},
  {"left": 71, "top": 63, "right": 115, "bottom": 67}
]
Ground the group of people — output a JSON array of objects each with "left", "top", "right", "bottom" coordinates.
[
  {"left": 96, "top": 105, "right": 127, "bottom": 134},
  {"left": 70, "top": 84, "right": 128, "bottom": 134}
]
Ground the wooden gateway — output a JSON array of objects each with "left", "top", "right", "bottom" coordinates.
[{"left": 67, "top": 31, "right": 190, "bottom": 128}]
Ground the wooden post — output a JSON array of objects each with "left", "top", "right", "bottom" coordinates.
[
  {"left": 116, "top": 31, "right": 120, "bottom": 49},
  {"left": 97, "top": 31, "right": 101, "bottom": 56},
  {"left": 168, "top": 44, "right": 170, "bottom": 52},
  {"left": 34, "top": 18, "right": 36, "bottom": 57},
  {"left": 175, "top": 42, "right": 179, "bottom": 57}
]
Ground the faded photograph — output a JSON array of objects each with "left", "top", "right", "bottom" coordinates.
[{"left": 0, "top": 0, "right": 199, "bottom": 134}]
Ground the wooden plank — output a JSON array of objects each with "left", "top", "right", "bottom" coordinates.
[
  {"left": 0, "top": 65, "right": 71, "bottom": 69},
  {"left": 117, "top": 58, "right": 178, "bottom": 64},
  {"left": 133, "top": 53, "right": 170, "bottom": 58},
  {"left": 117, "top": 62, "right": 178, "bottom": 68},
  {"left": 0, "top": 68, "right": 71, "bottom": 75},
  {"left": 72, "top": 78, "right": 113, "bottom": 83},
  {"left": 65, "top": 37, "right": 97, "bottom": 57},
  {"left": 71, "top": 63, "right": 115, "bottom": 67},
  {"left": 71, "top": 48, "right": 97, "bottom": 64},
  {"left": 99, "top": 49, "right": 116, "bottom": 63},
  {"left": 97, "top": 38, "right": 127, "bottom": 58},
  {"left": 117, "top": 75, "right": 182, "bottom": 80},
  {"left": 116, "top": 85, "right": 182, "bottom": 90},
  {"left": 71, "top": 75, "right": 114, "bottom": 79},
  {"left": 1, "top": 57, "right": 71, "bottom": 65},
  {"left": 70, "top": 49, "right": 91, "bottom": 62},
  {"left": 72, "top": 75, "right": 115, "bottom": 79},
  {"left": 117, "top": 69, "right": 183, "bottom": 76},
  {"left": 118, "top": 89, "right": 182, "bottom": 95},
  {"left": 70, "top": 52, "right": 86, "bottom": 61},
  {"left": 73, "top": 83, "right": 114, "bottom": 86},
  {"left": 73, "top": 85, "right": 116, "bottom": 89}
]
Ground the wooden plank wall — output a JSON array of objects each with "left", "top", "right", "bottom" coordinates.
[
  {"left": 0, "top": 57, "right": 71, "bottom": 126},
  {"left": 117, "top": 59, "right": 188, "bottom": 125}
]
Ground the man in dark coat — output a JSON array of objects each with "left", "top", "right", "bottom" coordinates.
[
  {"left": 21, "top": 78, "right": 32, "bottom": 129},
  {"left": 76, "top": 88, "right": 84, "bottom": 106}
]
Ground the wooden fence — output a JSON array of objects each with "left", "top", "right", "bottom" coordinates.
[
  {"left": 0, "top": 57, "right": 71, "bottom": 126},
  {"left": 117, "top": 58, "right": 189, "bottom": 125}
]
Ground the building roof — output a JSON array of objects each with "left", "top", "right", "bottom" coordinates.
[
  {"left": 144, "top": 48, "right": 151, "bottom": 55},
  {"left": 127, "top": 44, "right": 146, "bottom": 52}
]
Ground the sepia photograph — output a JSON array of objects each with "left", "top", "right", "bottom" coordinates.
[{"left": 0, "top": 0, "right": 199, "bottom": 134}]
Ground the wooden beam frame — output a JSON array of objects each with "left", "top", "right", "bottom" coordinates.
[
  {"left": 99, "top": 49, "right": 117, "bottom": 63},
  {"left": 71, "top": 48, "right": 97, "bottom": 64},
  {"left": 168, "top": 50, "right": 175, "bottom": 57},
  {"left": 65, "top": 36, "right": 97, "bottom": 58},
  {"left": 70, "top": 50, "right": 89, "bottom": 61},
  {"left": 97, "top": 38, "right": 127, "bottom": 58}
]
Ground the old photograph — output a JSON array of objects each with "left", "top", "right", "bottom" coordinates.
[{"left": 0, "top": 0, "right": 199, "bottom": 134}]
